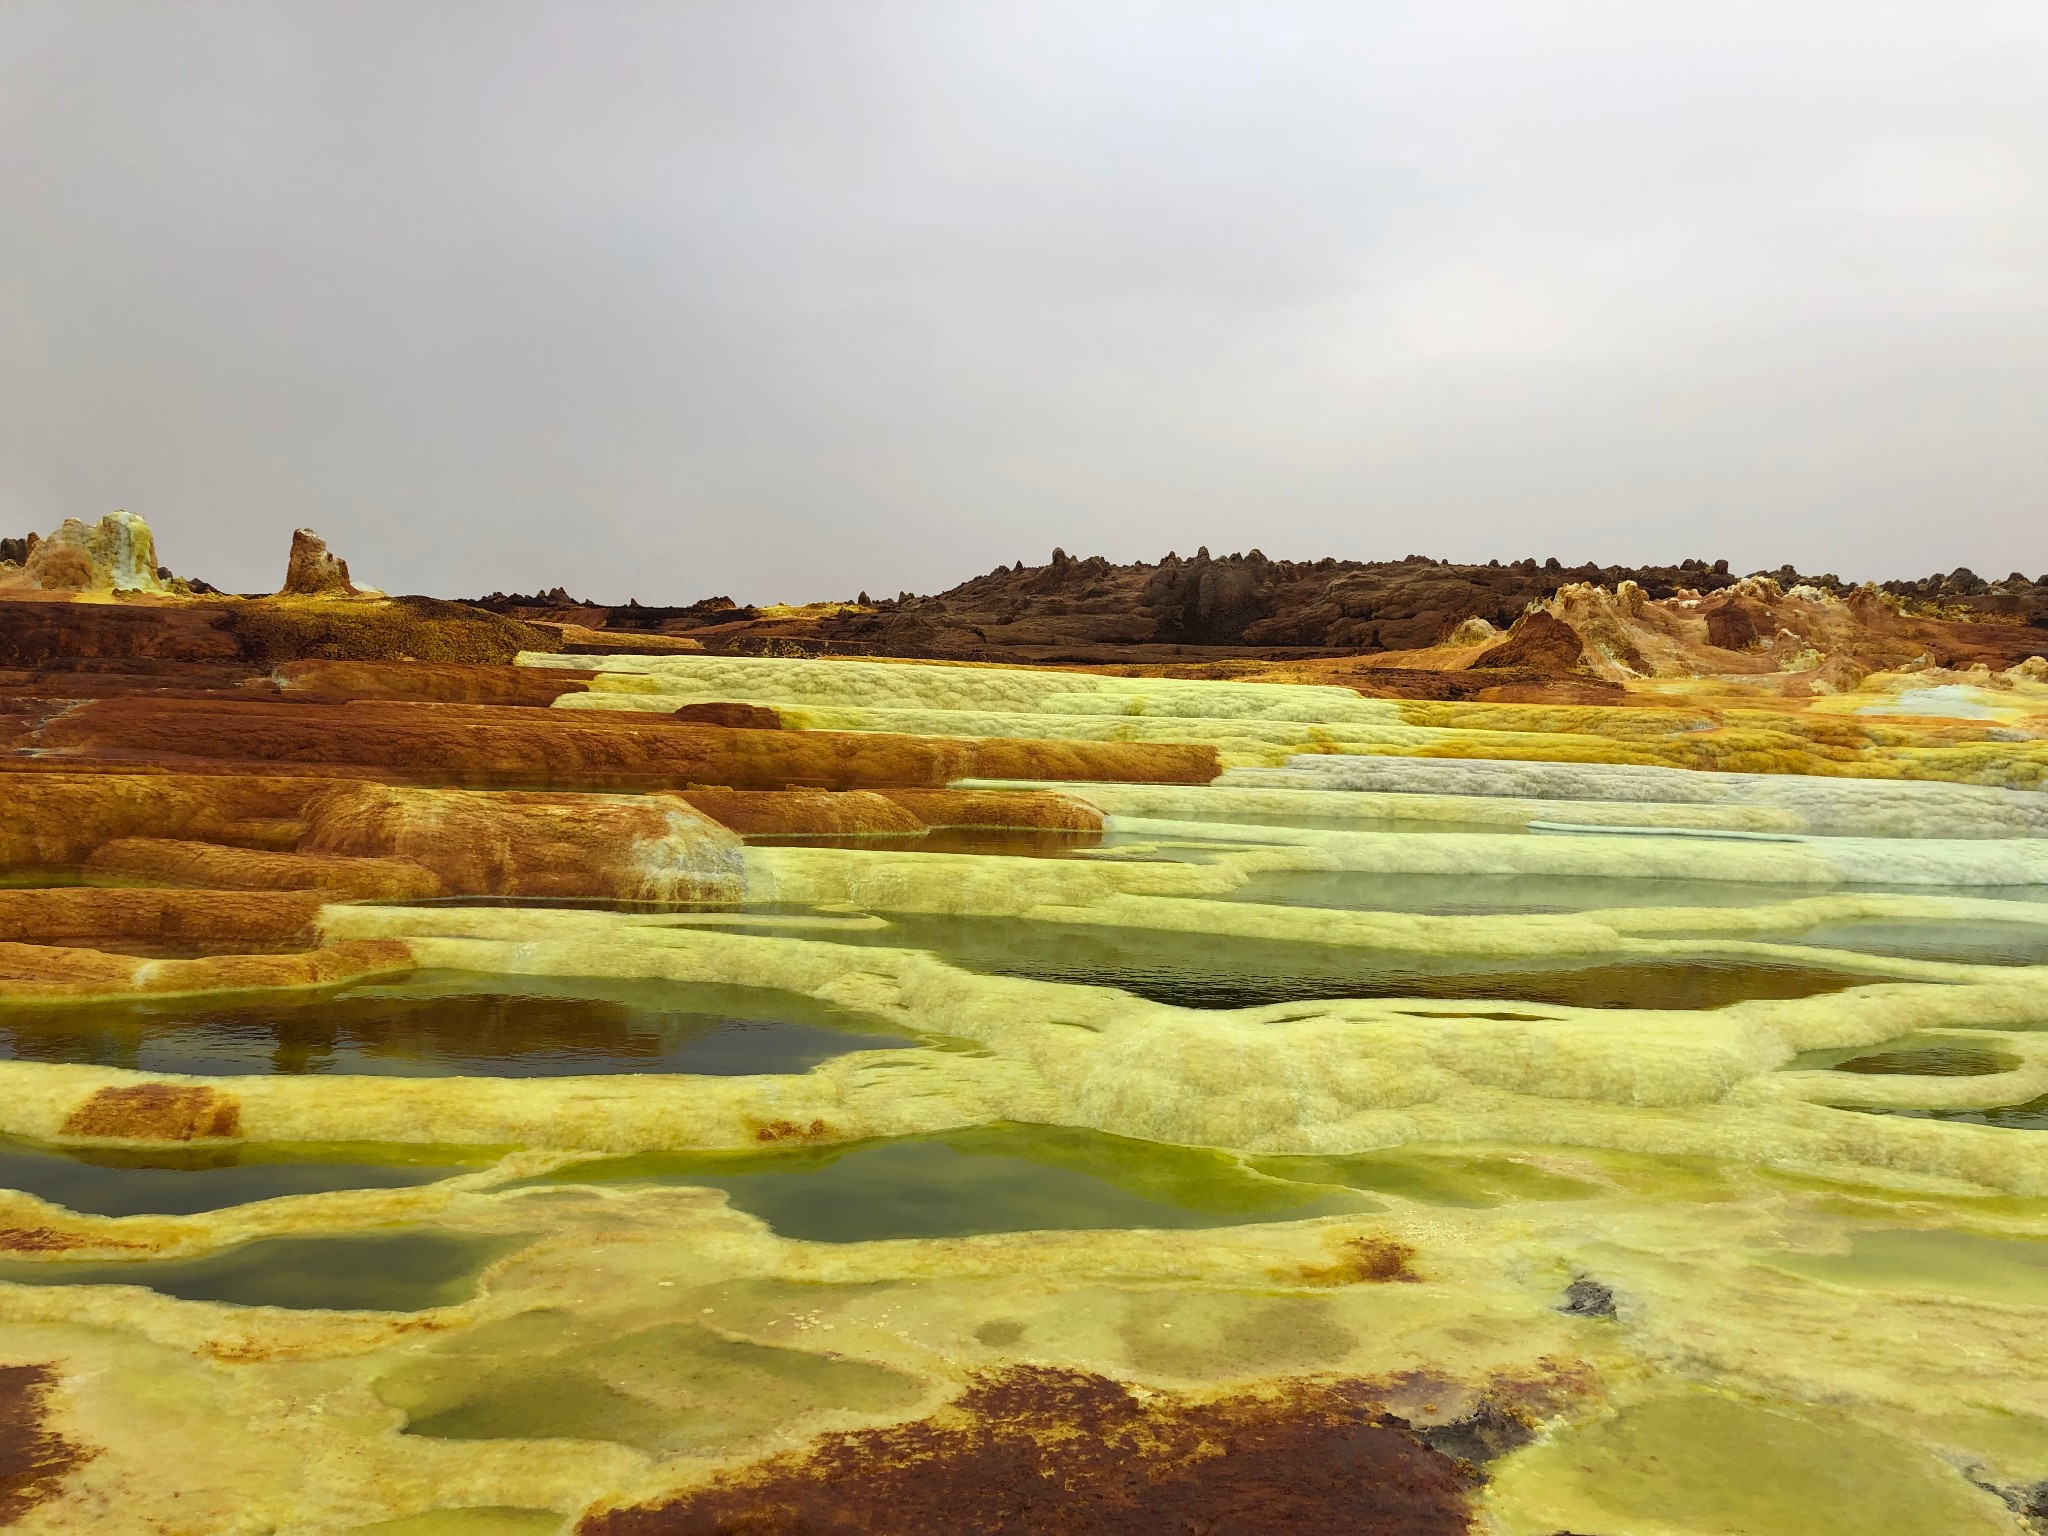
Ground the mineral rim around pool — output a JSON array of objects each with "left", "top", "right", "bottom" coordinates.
[{"left": 3, "top": 565, "right": 2048, "bottom": 1534}]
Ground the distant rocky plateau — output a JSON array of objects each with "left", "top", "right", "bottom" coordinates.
[{"left": 7, "top": 515, "right": 2041, "bottom": 706}]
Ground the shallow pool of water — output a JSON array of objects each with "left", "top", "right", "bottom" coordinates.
[
  {"left": 534, "top": 1124, "right": 1368, "bottom": 1241},
  {"left": 1765, "top": 1227, "right": 2048, "bottom": 1305},
  {"left": 1220, "top": 870, "right": 1839, "bottom": 915},
  {"left": 1789, "top": 1036, "right": 2023, "bottom": 1077},
  {"left": 0, "top": 1134, "right": 486, "bottom": 1217},
  {"left": 824, "top": 917, "right": 1869, "bottom": 1010},
  {"left": 0, "top": 1229, "right": 525, "bottom": 1310},
  {"left": 1786, "top": 921, "right": 2048, "bottom": 966},
  {"left": 0, "top": 971, "right": 918, "bottom": 1077},
  {"left": 1221, "top": 871, "right": 2048, "bottom": 918},
  {"left": 1869, "top": 1096, "right": 2048, "bottom": 1130}
]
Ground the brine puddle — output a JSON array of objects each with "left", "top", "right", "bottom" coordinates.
[
  {"left": 808, "top": 917, "right": 1870, "bottom": 1010},
  {"left": 0, "top": 1230, "right": 527, "bottom": 1310},
  {"left": 0, "top": 1133, "right": 485, "bottom": 1216},
  {"left": 531, "top": 1124, "right": 1372, "bottom": 1240},
  {"left": 0, "top": 971, "right": 919, "bottom": 1076}
]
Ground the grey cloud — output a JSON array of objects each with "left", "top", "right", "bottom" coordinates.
[{"left": 3, "top": 0, "right": 2044, "bottom": 602}]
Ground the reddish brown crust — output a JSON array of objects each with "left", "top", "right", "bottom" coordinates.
[
  {"left": 0, "top": 1365, "right": 94, "bottom": 1521},
  {"left": 0, "top": 771, "right": 341, "bottom": 872},
  {"left": 577, "top": 1367, "right": 1479, "bottom": 1536},
  {"left": 669, "top": 702, "right": 782, "bottom": 728},
  {"left": 0, "top": 937, "right": 413, "bottom": 1002},
  {"left": 299, "top": 784, "right": 742, "bottom": 901},
  {"left": 271, "top": 659, "right": 592, "bottom": 706},
  {"left": 61, "top": 1084, "right": 241, "bottom": 1141},
  {"left": 83, "top": 839, "right": 446, "bottom": 902},
  {"left": 876, "top": 790, "right": 1104, "bottom": 833},
  {"left": 678, "top": 790, "right": 924, "bottom": 837},
  {"left": 31, "top": 697, "right": 1219, "bottom": 789},
  {"left": 0, "top": 888, "right": 325, "bottom": 952}
]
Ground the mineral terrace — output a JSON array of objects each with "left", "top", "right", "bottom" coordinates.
[{"left": 3, "top": 514, "right": 2048, "bottom": 1535}]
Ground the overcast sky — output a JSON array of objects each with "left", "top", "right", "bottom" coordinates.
[{"left": 4, "top": 2, "right": 2045, "bottom": 602}]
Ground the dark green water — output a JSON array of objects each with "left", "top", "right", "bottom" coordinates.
[
  {"left": 1221, "top": 870, "right": 1838, "bottom": 915},
  {"left": 1221, "top": 871, "right": 2048, "bottom": 920},
  {"left": 0, "top": 1229, "right": 525, "bottom": 1310},
  {"left": 1786, "top": 921, "right": 2048, "bottom": 966},
  {"left": 1791, "top": 1039, "right": 2021, "bottom": 1077},
  {"left": 533, "top": 1124, "right": 1368, "bottom": 1241},
  {"left": 0, "top": 1134, "right": 484, "bottom": 1217},
  {"left": 1867, "top": 1096, "right": 2048, "bottom": 1131},
  {"left": 812, "top": 916, "right": 1868, "bottom": 1010},
  {"left": 0, "top": 971, "right": 916, "bottom": 1077}
]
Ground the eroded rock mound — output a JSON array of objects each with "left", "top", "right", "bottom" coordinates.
[
  {"left": 281, "top": 527, "right": 358, "bottom": 596},
  {"left": 0, "top": 511, "right": 165, "bottom": 595},
  {"left": 1469, "top": 611, "right": 1587, "bottom": 675}
]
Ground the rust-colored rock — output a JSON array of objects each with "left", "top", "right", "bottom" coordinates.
[
  {"left": 877, "top": 789, "right": 1104, "bottom": 832},
  {"left": 1469, "top": 610, "right": 1587, "bottom": 675},
  {"left": 84, "top": 838, "right": 445, "bottom": 902},
  {"left": 676, "top": 787, "right": 1104, "bottom": 838},
  {"left": 0, "top": 888, "right": 326, "bottom": 952},
  {"left": 679, "top": 789, "right": 924, "bottom": 838},
  {"left": 0, "top": 937, "right": 412, "bottom": 1002},
  {"left": 30, "top": 697, "right": 1220, "bottom": 790},
  {"left": 225, "top": 596, "right": 564, "bottom": 666},
  {"left": 578, "top": 1367, "right": 1478, "bottom": 1536},
  {"left": 1703, "top": 595, "right": 1766, "bottom": 652},
  {"left": 0, "top": 1365, "right": 95, "bottom": 1522},
  {"left": 300, "top": 784, "right": 745, "bottom": 902},
  {"left": 0, "top": 771, "right": 335, "bottom": 871},
  {"left": 0, "top": 602, "right": 244, "bottom": 665},
  {"left": 61, "top": 1083, "right": 241, "bottom": 1141},
  {"left": 281, "top": 527, "right": 358, "bottom": 597},
  {"left": 272, "top": 659, "right": 592, "bottom": 706}
]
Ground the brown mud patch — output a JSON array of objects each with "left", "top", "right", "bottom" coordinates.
[
  {"left": 753, "top": 1119, "right": 831, "bottom": 1144},
  {"left": 579, "top": 1366, "right": 1481, "bottom": 1535},
  {"left": 671, "top": 702, "right": 784, "bottom": 729},
  {"left": 1293, "top": 1235, "right": 1422, "bottom": 1286},
  {"left": 61, "top": 1084, "right": 241, "bottom": 1141},
  {"left": 0, "top": 1364, "right": 94, "bottom": 1522}
]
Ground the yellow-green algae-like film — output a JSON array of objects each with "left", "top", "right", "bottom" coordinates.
[{"left": 0, "top": 654, "right": 2046, "bottom": 1532}]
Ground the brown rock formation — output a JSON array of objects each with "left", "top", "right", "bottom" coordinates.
[
  {"left": 877, "top": 789, "right": 1104, "bottom": 832},
  {"left": 0, "top": 511, "right": 166, "bottom": 595},
  {"left": 0, "top": 772, "right": 335, "bottom": 872},
  {"left": 272, "top": 659, "right": 591, "bottom": 706},
  {"left": 0, "top": 888, "right": 326, "bottom": 953},
  {"left": 674, "top": 787, "right": 1104, "bottom": 838},
  {"left": 281, "top": 527, "right": 357, "bottom": 596},
  {"left": 671, "top": 701, "right": 783, "bottom": 728},
  {"left": 1468, "top": 611, "right": 1587, "bottom": 674},
  {"left": 680, "top": 789, "right": 927, "bottom": 837},
  {"left": 299, "top": 783, "right": 747, "bottom": 903},
  {"left": 0, "top": 937, "right": 412, "bottom": 1003},
  {"left": 28, "top": 697, "right": 1221, "bottom": 791},
  {"left": 84, "top": 838, "right": 447, "bottom": 902}
]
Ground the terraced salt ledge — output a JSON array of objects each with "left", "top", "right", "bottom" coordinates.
[{"left": 4, "top": 650, "right": 2048, "bottom": 1533}]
